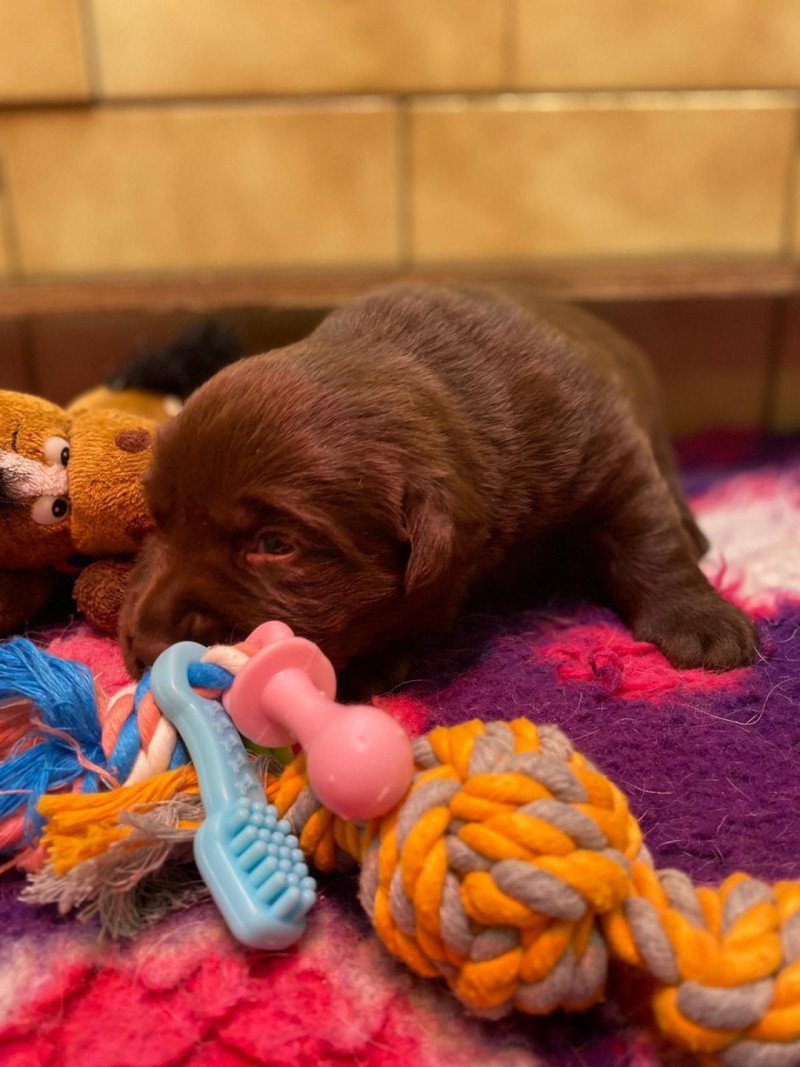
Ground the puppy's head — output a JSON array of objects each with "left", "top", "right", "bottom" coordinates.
[{"left": 119, "top": 343, "right": 485, "bottom": 676}]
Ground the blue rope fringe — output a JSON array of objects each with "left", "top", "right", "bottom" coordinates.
[{"left": 0, "top": 639, "right": 235, "bottom": 844}]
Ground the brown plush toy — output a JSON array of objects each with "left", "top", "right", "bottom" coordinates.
[{"left": 0, "top": 386, "right": 178, "bottom": 636}]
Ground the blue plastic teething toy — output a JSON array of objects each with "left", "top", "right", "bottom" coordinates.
[{"left": 151, "top": 641, "right": 316, "bottom": 950}]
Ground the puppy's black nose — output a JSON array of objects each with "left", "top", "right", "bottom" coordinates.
[
  {"left": 179, "top": 610, "right": 230, "bottom": 647},
  {"left": 129, "top": 634, "right": 170, "bottom": 673}
]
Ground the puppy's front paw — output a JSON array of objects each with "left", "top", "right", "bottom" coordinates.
[{"left": 634, "top": 593, "right": 759, "bottom": 670}]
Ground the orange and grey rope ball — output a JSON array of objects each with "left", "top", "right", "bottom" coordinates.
[
  {"left": 272, "top": 718, "right": 800, "bottom": 1065},
  {"left": 25, "top": 711, "right": 800, "bottom": 1065}
]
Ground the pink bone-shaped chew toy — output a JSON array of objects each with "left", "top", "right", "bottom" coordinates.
[{"left": 223, "top": 621, "right": 414, "bottom": 821}]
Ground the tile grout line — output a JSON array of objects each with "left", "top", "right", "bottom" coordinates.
[
  {"left": 395, "top": 99, "right": 412, "bottom": 268},
  {"left": 1, "top": 88, "right": 800, "bottom": 115},
  {"left": 78, "top": 0, "right": 104, "bottom": 101},
  {"left": 502, "top": 0, "right": 519, "bottom": 93}
]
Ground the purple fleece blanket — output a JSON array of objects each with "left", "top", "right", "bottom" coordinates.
[{"left": 1, "top": 430, "right": 798, "bottom": 1067}]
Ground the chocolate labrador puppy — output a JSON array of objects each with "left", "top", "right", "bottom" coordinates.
[{"left": 120, "top": 285, "right": 757, "bottom": 685}]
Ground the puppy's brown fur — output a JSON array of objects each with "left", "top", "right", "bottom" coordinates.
[{"left": 120, "top": 285, "right": 758, "bottom": 683}]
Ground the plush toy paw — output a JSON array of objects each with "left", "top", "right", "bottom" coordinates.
[{"left": 74, "top": 559, "right": 136, "bottom": 636}]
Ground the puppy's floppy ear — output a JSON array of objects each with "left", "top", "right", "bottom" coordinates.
[{"left": 402, "top": 484, "right": 457, "bottom": 594}]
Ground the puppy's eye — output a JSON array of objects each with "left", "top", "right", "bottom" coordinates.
[{"left": 246, "top": 534, "right": 296, "bottom": 563}]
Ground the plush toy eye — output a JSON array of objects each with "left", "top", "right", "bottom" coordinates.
[
  {"left": 31, "top": 495, "right": 71, "bottom": 525},
  {"left": 246, "top": 535, "right": 296, "bottom": 562},
  {"left": 43, "top": 436, "right": 70, "bottom": 467}
]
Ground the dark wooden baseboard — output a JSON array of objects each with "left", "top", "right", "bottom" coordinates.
[
  {"left": 1, "top": 257, "right": 800, "bottom": 319},
  {"left": 1, "top": 258, "right": 798, "bottom": 433}
]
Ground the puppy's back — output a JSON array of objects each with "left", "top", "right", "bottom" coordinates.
[
  {"left": 314, "top": 284, "right": 657, "bottom": 425},
  {"left": 313, "top": 284, "right": 660, "bottom": 485}
]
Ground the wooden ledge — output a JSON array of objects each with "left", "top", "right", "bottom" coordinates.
[{"left": 1, "top": 258, "right": 799, "bottom": 319}]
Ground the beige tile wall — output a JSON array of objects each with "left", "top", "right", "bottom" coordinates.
[
  {"left": 87, "top": 0, "right": 800, "bottom": 97},
  {"left": 0, "top": 1, "right": 89, "bottom": 103},
  {"left": 514, "top": 1, "right": 800, "bottom": 90},
  {"left": 92, "top": 0, "right": 506, "bottom": 96},
  {"left": 410, "top": 101, "right": 795, "bottom": 261},
  {"left": 0, "top": 1, "right": 799, "bottom": 427},
  {"left": 0, "top": 104, "right": 397, "bottom": 273},
  {"left": 0, "top": 2, "right": 798, "bottom": 276}
]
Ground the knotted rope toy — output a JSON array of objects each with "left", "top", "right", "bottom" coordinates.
[
  {"left": 0, "top": 635, "right": 226, "bottom": 858},
  {"left": 1, "top": 631, "right": 799, "bottom": 1065}
]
